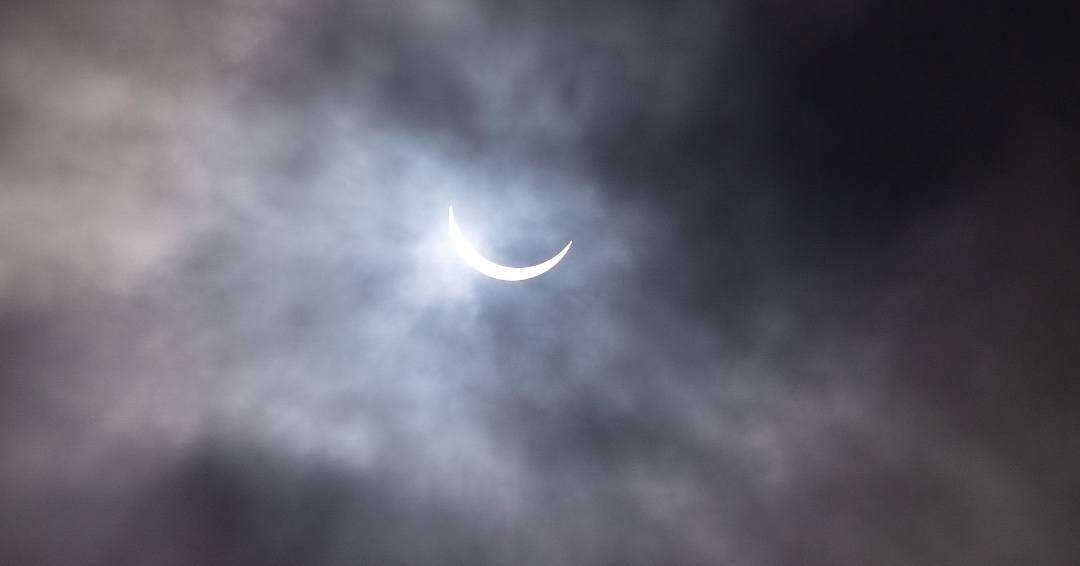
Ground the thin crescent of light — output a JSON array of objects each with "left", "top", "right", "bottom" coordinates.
[{"left": 448, "top": 206, "right": 571, "bottom": 281}]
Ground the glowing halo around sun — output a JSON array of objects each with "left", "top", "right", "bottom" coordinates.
[{"left": 448, "top": 206, "right": 571, "bottom": 281}]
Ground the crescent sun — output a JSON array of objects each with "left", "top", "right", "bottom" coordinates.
[{"left": 448, "top": 206, "right": 572, "bottom": 281}]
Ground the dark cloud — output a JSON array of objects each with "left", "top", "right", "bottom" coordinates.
[{"left": 1, "top": 0, "right": 1078, "bottom": 564}]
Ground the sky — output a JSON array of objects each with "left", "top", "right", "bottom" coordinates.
[{"left": 0, "top": 1, "right": 1077, "bottom": 564}]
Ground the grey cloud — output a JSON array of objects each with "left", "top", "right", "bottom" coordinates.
[{"left": 1, "top": 0, "right": 1078, "bottom": 565}]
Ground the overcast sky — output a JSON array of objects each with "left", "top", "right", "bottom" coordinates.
[{"left": 1, "top": 1, "right": 1078, "bottom": 564}]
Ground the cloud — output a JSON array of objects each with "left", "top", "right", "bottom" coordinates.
[{"left": 0, "top": 0, "right": 1077, "bottom": 564}]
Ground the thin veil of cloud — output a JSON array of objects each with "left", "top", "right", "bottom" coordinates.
[{"left": 0, "top": 1, "right": 1077, "bottom": 564}]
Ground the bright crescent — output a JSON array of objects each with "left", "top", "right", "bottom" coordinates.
[{"left": 449, "top": 206, "right": 571, "bottom": 281}]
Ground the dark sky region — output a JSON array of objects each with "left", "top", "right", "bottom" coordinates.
[{"left": 1, "top": 1, "right": 1078, "bottom": 564}]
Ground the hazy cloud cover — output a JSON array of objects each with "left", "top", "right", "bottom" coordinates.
[{"left": 1, "top": 1, "right": 1077, "bottom": 564}]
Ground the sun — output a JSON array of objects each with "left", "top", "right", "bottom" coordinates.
[{"left": 448, "top": 206, "right": 571, "bottom": 281}]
